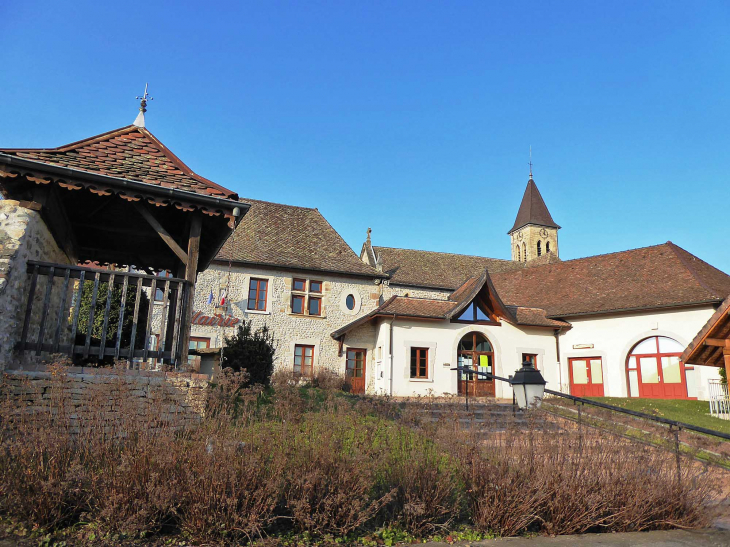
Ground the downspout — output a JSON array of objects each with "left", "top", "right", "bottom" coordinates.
[
  {"left": 554, "top": 327, "right": 563, "bottom": 393},
  {"left": 389, "top": 313, "right": 397, "bottom": 396}
]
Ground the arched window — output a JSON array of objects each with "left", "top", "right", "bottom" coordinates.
[
  {"left": 537, "top": 241, "right": 542, "bottom": 257},
  {"left": 457, "top": 332, "right": 495, "bottom": 397},
  {"left": 522, "top": 242, "right": 526, "bottom": 262},
  {"left": 626, "top": 336, "right": 693, "bottom": 399},
  {"left": 516, "top": 245, "right": 521, "bottom": 262},
  {"left": 546, "top": 241, "right": 551, "bottom": 254}
]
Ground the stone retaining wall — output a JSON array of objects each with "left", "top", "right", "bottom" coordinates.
[{"left": 1, "top": 366, "right": 210, "bottom": 429}]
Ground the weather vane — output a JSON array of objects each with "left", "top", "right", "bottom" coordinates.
[
  {"left": 528, "top": 145, "right": 533, "bottom": 179},
  {"left": 133, "top": 83, "right": 153, "bottom": 128},
  {"left": 136, "top": 83, "right": 153, "bottom": 113}
]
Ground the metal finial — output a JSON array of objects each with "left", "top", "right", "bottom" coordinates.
[
  {"left": 528, "top": 145, "right": 533, "bottom": 179},
  {"left": 133, "top": 83, "right": 153, "bottom": 128}
]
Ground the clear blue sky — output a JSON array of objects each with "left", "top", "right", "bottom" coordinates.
[{"left": 2, "top": 1, "right": 729, "bottom": 273}]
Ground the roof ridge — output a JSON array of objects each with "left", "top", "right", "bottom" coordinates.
[
  {"left": 492, "top": 242, "right": 676, "bottom": 274},
  {"left": 666, "top": 241, "right": 721, "bottom": 298},
  {"left": 238, "top": 196, "right": 316, "bottom": 211},
  {"left": 307, "top": 207, "right": 383, "bottom": 277},
  {"left": 373, "top": 245, "right": 513, "bottom": 263},
  {"left": 0, "top": 125, "right": 138, "bottom": 152}
]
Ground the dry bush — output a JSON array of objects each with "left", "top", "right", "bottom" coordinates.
[
  {"left": 281, "top": 414, "right": 394, "bottom": 535},
  {"left": 310, "top": 368, "right": 348, "bottom": 391},
  {"left": 457, "top": 422, "right": 714, "bottom": 537},
  {"left": 0, "top": 362, "right": 718, "bottom": 543}
]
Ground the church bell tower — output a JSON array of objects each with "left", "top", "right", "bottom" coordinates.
[{"left": 508, "top": 175, "right": 560, "bottom": 263}]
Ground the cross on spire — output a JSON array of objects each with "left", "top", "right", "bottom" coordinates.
[
  {"left": 528, "top": 145, "right": 533, "bottom": 180},
  {"left": 133, "top": 83, "right": 153, "bottom": 128}
]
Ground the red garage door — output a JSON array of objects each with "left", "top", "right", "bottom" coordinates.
[{"left": 626, "top": 336, "right": 689, "bottom": 399}]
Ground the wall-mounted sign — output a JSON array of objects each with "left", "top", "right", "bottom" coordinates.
[
  {"left": 572, "top": 343, "right": 594, "bottom": 350},
  {"left": 192, "top": 310, "right": 240, "bottom": 327}
]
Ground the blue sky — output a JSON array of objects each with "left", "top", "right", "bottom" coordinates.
[{"left": 2, "top": 1, "right": 729, "bottom": 273}]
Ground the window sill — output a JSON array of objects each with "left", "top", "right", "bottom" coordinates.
[
  {"left": 287, "top": 312, "right": 327, "bottom": 320},
  {"left": 245, "top": 309, "right": 271, "bottom": 316},
  {"left": 409, "top": 378, "right": 434, "bottom": 383}
]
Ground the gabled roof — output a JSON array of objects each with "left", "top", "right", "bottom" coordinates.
[
  {"left": 331, "top": 269, "right": 568, "bottom": 340},
  {"left": 216, "top": 198, "right": 386, "bottom": 278},
  {"left": 491, "top": 242, "right": 730, "bottom": 318},
  {"left": 373, "top": 246, "right": 523, "bottom": 289},
  {"left": 508, "top": 178, "right": 560, "bottom": 234},
  {"left": 680, "top": 295, "right": 730, "bottom": 368},
  {"left": 0, "top": 125, "right": 237, "bottom": 200}
]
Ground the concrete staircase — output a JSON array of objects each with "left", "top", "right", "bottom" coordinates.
[{"left": 410, "top": 400, "right": 561, "bottom": 435}]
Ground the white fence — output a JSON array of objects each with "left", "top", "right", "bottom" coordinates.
[{"left": 708, "top": 379, "right": 730, "bottom": 420}]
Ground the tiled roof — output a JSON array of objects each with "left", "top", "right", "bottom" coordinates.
[
  {"left": 0, "top": 126, "right": 236, "bottom": 200},
  {"left": 331, "top": 274, "right": 566, "bottom": 339},
  {"left": 680, "top": 295, "right": 730, "bottom": 368},
  {"left": 491, "top": 242, "right": 730, "bottom": 317},
  {"left": 373, "top": 246, "right": 522, "bottom": 289},
  {"left": 506, "top": 307, "right": 571, "bottom": 328},
  {"left": 508, "top": 178, "right": 559, "bottom": 233},
  {"left": 217, "top": 198, "right": 385, "bottom": 277}
]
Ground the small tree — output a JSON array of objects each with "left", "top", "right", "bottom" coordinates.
[
  {"left": 720, "top": 366, "right": 727, "bottom": 385},
  {"left": 76, "top": 280, "right": 150, "bottom": 352},
  {"left": 223, "top": 321, "right": 276, "bottom": 387}
]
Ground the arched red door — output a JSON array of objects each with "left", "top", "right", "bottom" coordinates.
[{"left": 626, "top": 336, "right": 688, "bottom": 399}]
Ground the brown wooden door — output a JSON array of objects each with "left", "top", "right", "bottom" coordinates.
[
  {"left": 346, "top": 348, "right": 366, "bottom": 394},
  {"left": 457, "top": 351, "right": 495, "bottom": 397}
]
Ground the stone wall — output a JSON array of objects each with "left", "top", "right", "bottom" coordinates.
[
  {"left": 183, "top": 263, "right": 455, "bottom": 383},
  {"left": 0, "top": 201, "right": 71, "bottom": 370},
  {"left": 1, "top": 366, "right": 210, "bottom": 429}
]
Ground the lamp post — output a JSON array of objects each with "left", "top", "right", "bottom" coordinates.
[{"left": 510, "top": 359, "right": 546, "bottom": 409}]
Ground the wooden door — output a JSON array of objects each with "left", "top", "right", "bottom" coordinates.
[
  {"left": 457, "top": 352, "right": 495, "bottom": 397},
  {"left": 569, "top": 357, "right": 604, "bottom": 397},
  {"left": 346, "top": 348, "right": 366, "bottom": 394}
]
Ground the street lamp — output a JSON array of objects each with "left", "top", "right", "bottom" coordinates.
[{"left": 510, "top": 359, "right": 546, "bottom": 409}]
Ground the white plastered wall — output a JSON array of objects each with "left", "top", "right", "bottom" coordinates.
[
  {"left": 558, "top": 306, "right": 720, "bottom": 400},
  {"left": 374, "top": 318, "right": 559, "bottom": 398}
]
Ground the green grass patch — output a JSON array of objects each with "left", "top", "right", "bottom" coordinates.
[{"left": 585, "top": 397, "right": 730, "bottom": 435}]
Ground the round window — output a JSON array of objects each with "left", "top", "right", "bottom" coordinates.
[{"left": 345, "top": 294, "right": 356, "bottom": 310}]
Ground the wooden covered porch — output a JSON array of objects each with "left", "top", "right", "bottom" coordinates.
[{"left": 0, "top": 124, "right": 246, "bottom": 367}]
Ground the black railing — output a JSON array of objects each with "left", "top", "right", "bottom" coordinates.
[
  {"left": 450, "top": 365, "right": 730, "bottom": 443},
  {"left": 17, "top": 261, "right": 191, "bottom": 365}
]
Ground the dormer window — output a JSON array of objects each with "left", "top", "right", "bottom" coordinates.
[{"left": 454, "top": 302, "right": 492, "bottom": 323}]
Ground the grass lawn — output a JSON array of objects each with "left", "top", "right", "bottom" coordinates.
[{"left": 587, "top": 397, "right": 730, "bottom": 435}]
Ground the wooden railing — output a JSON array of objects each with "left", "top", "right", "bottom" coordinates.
[{"left": 17, "top": 261, "right": 191, "bottom": 365}]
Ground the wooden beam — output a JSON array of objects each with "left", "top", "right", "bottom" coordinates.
[
  {"left": 705, "top": 338, "right": 730, "bottom": 347},
  {"left": 178, "top": 214, "right": 202, "bottom": 369},
  {"left": 134, "top": 202, "right": 188, "bottom": 265}
]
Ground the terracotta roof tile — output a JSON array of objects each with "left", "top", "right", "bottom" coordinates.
[
  {"left": 373, "top": 246, "right": 523, "bottom": 289},
  {"left": 491, "top": 242, "right": 730, "bottom": 317},
  {"left": 0, "top": 125, "right": 236, "bottom": 200},
  {"left": 506, "top": 306, "right": 571, "bottom": 328},
  {"left": 217, "top": 198, "right": 384, "bottom": 277}
]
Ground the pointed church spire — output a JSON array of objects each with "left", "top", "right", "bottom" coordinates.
[
  {"left": 133, "top": 83, "right": 153, "bottom": 128},
  {"left": 507, "top": 176, "right": 560, "bottom": 234}
]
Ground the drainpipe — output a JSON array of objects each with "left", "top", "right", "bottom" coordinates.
[
  {"left": 389, "top": 314, "right": 396, "bottom": 396},
  {"left": 554, "top": 327, "right": 563, "bottom": 393}
]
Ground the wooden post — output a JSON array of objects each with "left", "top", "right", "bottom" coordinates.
[
  {"left": 724, "top": 342, "right": 730, "bottom": 384},
  {"left": 178, "top": 214, "right": 202, "bottom": 369}
]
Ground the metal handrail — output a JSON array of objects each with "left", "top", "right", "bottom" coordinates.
[{"left": 450, "top": 365, "right": 730, "bottom": 442}]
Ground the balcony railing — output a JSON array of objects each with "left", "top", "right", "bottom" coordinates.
[{"left": 16, "top": 260, "right": 191, "bottom": 365}]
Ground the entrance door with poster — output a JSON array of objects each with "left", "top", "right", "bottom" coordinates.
[
  {"left": 569, "top": 357, "right": 604, "bottom": 397},
  {"left": 457, "top": 332, "right": 495, "bottom": 397},
  {"left": 346, "top": 348, "right": 367, "bottom": 394}
]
